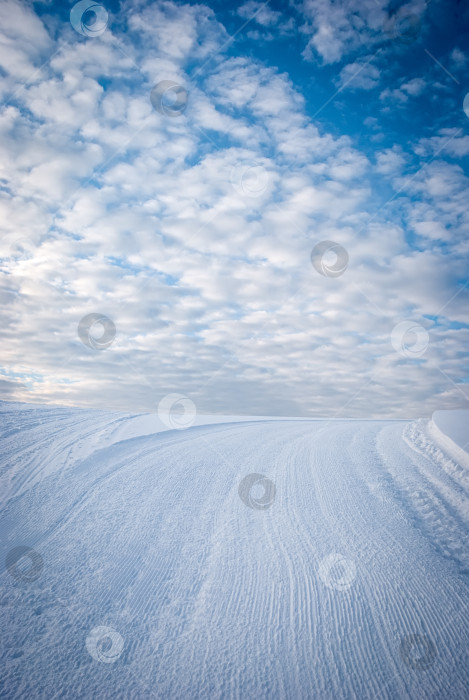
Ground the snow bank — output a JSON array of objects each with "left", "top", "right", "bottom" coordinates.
[{"left": 430, "top": 410, "right": 469, "bottom": 469}]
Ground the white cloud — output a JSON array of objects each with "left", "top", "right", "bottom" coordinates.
[
  {"left": 338, "top": 60, "right": 381, "bottom": 90},
  {"left": 237, "top": 1, "right": 284, "bottom": 28},
  {"left": 298, "top": 0, "right": 427, "bottom": 64},
  {"left": 0, "top": 0, "right": 467, "bottom": 419},
  {"left": 401, "top": 77, "right": 425, "bottom": 96},
  {"left": 450, "top": 47, "right": 466, "bottom": 67},
  {"left": 380, "top": 76, "right": 426, "bottom": 105},
  {"left": 0, "top": 0, "right": 52, "bottom": 81},
  {"left": 126, "top": 0, "right": 227, "bottom": 63},
  {"left": 415, "top": 129, "right": 469, "bottom": 159},
  {"left": 375, "top": 147, "right": 406, "bottom": 176}
]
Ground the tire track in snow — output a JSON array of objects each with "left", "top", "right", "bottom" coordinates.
[
  {"left": 1, "top": 409, "right": 468, "bottom": 699},
  {"left": 378, "top": 422, "right": 469, "bottom": 573}
]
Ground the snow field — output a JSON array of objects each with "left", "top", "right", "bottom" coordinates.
[{"left": 0, "top": 403, "right": 468, "bottom": 698}]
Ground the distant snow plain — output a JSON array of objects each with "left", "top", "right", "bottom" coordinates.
[{"left": 0, "top": 402, "right": 468, "bottom": 699}]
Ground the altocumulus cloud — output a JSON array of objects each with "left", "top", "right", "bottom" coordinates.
[{"left": 0, "top": 0, "right": 468, "bottom": 418}]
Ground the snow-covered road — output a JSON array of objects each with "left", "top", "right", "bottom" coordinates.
[{"left": 1, "top": 403, "right": 468, "bottom": 698}]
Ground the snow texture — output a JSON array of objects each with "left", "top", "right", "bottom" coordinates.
[
  {"left": 431, "top": 410, "right": 469, "bottom": 470},
  {"left": 0, "top": 402, "right": 468, "bottom": 698}
]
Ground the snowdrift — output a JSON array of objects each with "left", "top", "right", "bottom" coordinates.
[{"left": 430, "top": 410, "right": 469, "bottom": 470}]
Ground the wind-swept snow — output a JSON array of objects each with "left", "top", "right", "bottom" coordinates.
[
  {"left": 430, "top": 410, "right": 469, "bottom": 470},
  {"left": 0, "top": 402, "right": 468, "bottom": 699}
]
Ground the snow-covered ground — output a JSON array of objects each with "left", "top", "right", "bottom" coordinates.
[
  {"left": 431, "top": 410, "right": 469, "bottom": 470},
  {"left": 0, "top": 402, "right": 468, "bottom": 699}
]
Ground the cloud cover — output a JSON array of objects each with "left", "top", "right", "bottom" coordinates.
[{"left": 0, "top": 0, "right": 468, "bottom": 418}]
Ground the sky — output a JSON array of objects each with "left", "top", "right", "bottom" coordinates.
[{"left": 0, "top": 0, "right": 468, "bottom": 418}]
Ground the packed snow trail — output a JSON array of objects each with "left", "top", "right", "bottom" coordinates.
[{"left": 0, "top": 403, "right": 468, "bottom": 699}]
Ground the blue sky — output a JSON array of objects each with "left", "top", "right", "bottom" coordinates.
[{"left": 0, "top": 0, "right": 468, "bottom": 417}]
